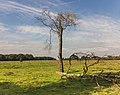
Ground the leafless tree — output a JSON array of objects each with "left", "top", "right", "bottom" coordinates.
[{"left": 36, "top": 10, "right": 77, "bottom": 72}]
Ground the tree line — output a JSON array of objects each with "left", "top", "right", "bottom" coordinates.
[
  {"left": 0, "top": 54, "right": 56, "bottom": 61},
  {"left": 63, "top": 54, "right": 120, "bottom": 60}
]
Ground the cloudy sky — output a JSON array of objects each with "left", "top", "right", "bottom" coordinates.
[{"left": 0, "top": 0, "right": 120, "bottom": 57}]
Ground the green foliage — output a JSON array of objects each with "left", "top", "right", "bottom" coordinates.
[
  {"left": 0, "top": 54, "right": 56, "bottom": 61},
  {"left": 0, "top": 54, "right": 6, "bottom": 61},
  {"left": 34, "top": 56, "right": 56, "bottom": 60},
  {"left": 0, "top": 60, "right": 119, "bottom": 95}
]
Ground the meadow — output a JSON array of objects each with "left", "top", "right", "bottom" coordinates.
[{"left": 0, "top": 60, "right": 119, "bottom": 95}]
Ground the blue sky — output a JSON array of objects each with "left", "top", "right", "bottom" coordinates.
[{"left": 0, "top": 0, "right": 120, "bottom": 57}]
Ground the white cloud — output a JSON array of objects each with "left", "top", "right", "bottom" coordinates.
[
  {"left": 0, "top": 0, "right": 58, "bottom": 17},
  {"left": 0, "top": 23, "right": 9, "bottom": 33},
  {"left": 17, "top": 26, "right": 50, "bottom": 35},
  {"left": 0, "top": 23, "right": 57, "bottom": 56},
  {"left": 35, "top": 0, "right": 77, "bottom": 7},
  {"left": 0, "top": 40, "right": 56, "bottom": 57},
  {"left": 78, "top": 15, "right": 120, "bottom": 42},
  {"left": 2, "top": 14, "right": 120, "bottom": 57},
  {"left": 0, "top": 23, "right": 26, "bottom": 41},
  {"left": 68, "top": 14, "right": 120, "bottom": 43},
  {"left": 0, "top": 40, "right": 8, "bottom": 45},
  {"left": 0, "top": 0, "right": 42, "bottom": 16},
  {"left": 0, "top": 0, "right": 79, "bottom": 17},
  {"left": 57, "top": 0, "right": 80, "bottom": 6},
  {"left": 62, "top": 15, "right": 120, "bottom": 56}
]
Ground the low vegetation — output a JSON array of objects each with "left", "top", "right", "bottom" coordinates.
[
  {"left": 0, "top": 60, "right": 119, "bottom": 95},
  {"left": 0, "top": 54, "right": 56, "bottom": 61}
]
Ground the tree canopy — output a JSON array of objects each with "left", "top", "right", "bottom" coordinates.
[{"left": 0, "top": 54, "right": 56, "bottom": 61}]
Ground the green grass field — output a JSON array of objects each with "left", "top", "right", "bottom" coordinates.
[{"left": 0, "top": 60, "right": 119, "bottom": 95}]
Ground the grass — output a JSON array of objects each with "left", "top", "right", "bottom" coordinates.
[{"left": 0, "top": 60, "right": 119, "bottom": 95}]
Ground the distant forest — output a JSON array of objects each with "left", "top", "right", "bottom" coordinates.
[
  {"left": 0, "top": 54, "right": 56, "bottom": 61},
  {"left": 63, "top": 54, "right": 120, "bottom": 60},
  {"left": 1, "top": 54, "right": 120, "bottom": 61}
]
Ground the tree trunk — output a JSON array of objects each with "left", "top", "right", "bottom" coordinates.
[{"left": 58, "top": 27, "right": 64, "bottom": 72}]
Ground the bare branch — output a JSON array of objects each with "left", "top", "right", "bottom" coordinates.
[
  {"left": 43, "top": 10, "right": 59, "bottom": 30},
  {"left": 68, "top": 52, "right": 100, "bottom": 74},
  {"left": 35, "top": 17, "right": 50, "bottom": 27}
]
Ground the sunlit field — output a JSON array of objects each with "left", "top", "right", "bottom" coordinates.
[{"left": 0, "top": 60, "right": 119, "bottom": 95}]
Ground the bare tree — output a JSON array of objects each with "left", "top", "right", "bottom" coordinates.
[{"left": 36, "top": 10, "right": 77, "bottom": 72}]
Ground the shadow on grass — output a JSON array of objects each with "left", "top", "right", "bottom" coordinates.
[
  {"left": 0, "top": 76, "right": 118, "bottom": 95},
  {"left": 0, "top": 82, "right": 27, "bottom": 95}
]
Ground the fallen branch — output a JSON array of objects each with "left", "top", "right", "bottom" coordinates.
[{"left": 57, "top": 52, "right": 120, "bottom": 88}]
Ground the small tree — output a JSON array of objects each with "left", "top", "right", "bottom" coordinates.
[
  {"left": 36, "top": 11, "right": 77, "bottom": 72},
  {"left": 0, "top": 54, "right": 6, "bottom": 61}
]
